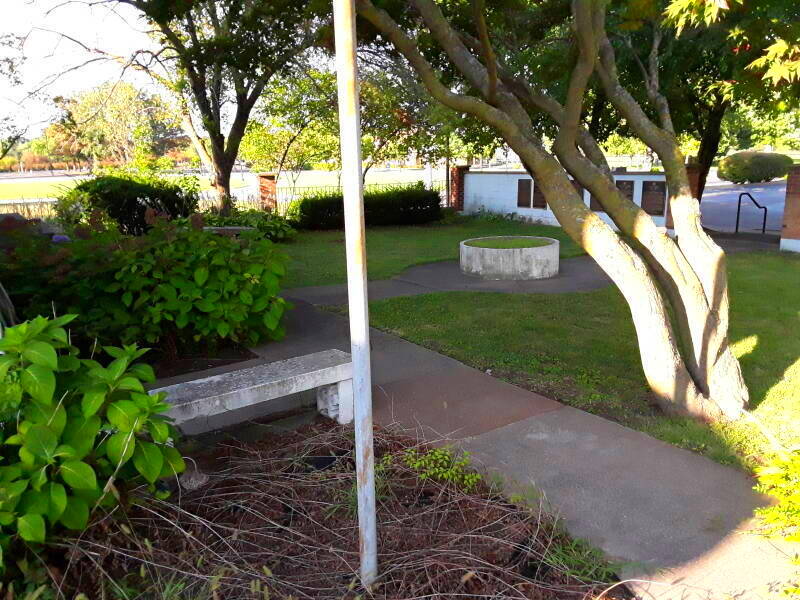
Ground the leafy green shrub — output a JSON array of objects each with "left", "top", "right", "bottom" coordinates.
[
  {"left": 0, "top": 315, "right": 184, "bottom": 572},
  {"left": 55, "top": 172, "right": 199, "bottom": 235},
  {"left": 289, "top": 183, "right": 442, "bottom": 230},
  {"left": 403, "top": 447, "right": 481, "bottom": 490},
  {"left": 718, "top": 151, "right": 794, "bottom": 184},
  {"left": 199, "top": 208, "right": 296, "bottom": 241},
  {"left": 1, "top": 220, "right": 289, "bottom": 349}
]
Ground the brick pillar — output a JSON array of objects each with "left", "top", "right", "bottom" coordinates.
[
  {"left": 666, "top": 164, "right": 703, "bottom": 230},
  {"left": 686, "top": 163, "right": 702, "bottom": 201},
  {"left": 258, "top": 173, "right": 277, "bottom": 210},
  {"left": 449, "top": 164, "right": 470, "bottom": 211},
  {"left": 780, "top": 165, "right": 800, "bottom": 252}
]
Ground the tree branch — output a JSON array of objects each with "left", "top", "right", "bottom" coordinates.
[{"left": 472, "top": 0, "right": 498, "bottom": 105}]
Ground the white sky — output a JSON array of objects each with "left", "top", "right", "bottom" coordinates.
[{"left": 3, "top": 0, "right": 160, "bottom": 136}]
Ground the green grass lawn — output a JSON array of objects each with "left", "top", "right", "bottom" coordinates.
[
  {"left": 0, "top": 180, "right": 76, "bottom": 200},
  {"left": 465, "top": 236, "right": 552, "bottom": 249},
  {"left": 279, "top": 217, "right": 584, "bottom": 288},
  {"left": 366, "top": 251, "right": 800, "bottom": 469}
]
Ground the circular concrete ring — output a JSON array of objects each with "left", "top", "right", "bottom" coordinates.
[{"left": 459, "top": 236, "right": 560, "bottom": 280}]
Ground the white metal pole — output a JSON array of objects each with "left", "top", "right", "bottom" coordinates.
[{"left": 332, "top": 0, "right": 378, "bottom": 585}]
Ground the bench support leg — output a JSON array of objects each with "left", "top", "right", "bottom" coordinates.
[{"left": 317, "top": 379, "right": 354, "bottom": 424}]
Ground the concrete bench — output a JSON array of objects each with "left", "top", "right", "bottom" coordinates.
[{"left": 150, "top": 349, "right": 354, "bottom": 432}]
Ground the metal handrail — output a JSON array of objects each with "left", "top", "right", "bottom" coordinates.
[{"left": 736, "top": 192, "right": 768, "bottom": 235}]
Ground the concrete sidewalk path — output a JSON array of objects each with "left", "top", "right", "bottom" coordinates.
[
  {"left": 251, "top": 300, "right": 795, "bottom": 599},
  {"left": 284, "top": 255, "right": 612, "bottom": 305}
]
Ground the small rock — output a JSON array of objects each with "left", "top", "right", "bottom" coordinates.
[{"left": 179, "top": 465, "right": 210, "bottom": 491}]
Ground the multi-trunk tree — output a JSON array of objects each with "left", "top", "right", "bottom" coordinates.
[{"left": 356, "top": 0, "right": 750, "bottom": 421}]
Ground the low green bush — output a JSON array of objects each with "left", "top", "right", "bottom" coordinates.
[
  {"left": 718, "top": 151, "right": 793, "bottom": 184},
  {"left": 199, "top": 208, "right": 296, "bottom": 241},
  {"left": 55, "top": 172, "right": 199, "bottom": 235},
  {"left": 289, "top": 183, "right": 442, "bottom": 230},
  {"left": 403, "top": 447, "right": 482, "bottom": 490},
  {"left": 1, "top": 218, "right": 289, "bottom": 350},
  {"left": 0, "top": 315, "right": 184, "bottom": 576}
]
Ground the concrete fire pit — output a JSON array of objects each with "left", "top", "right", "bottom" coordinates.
[{"left": 459, "top": 236, "right": 559, "bottom": 280}]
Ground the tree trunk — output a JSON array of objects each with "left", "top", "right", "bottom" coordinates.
[
  {"left": 211, "top": 158, "right": 234, "bottom": 215},
  {"left": 593, "top": 35, "right": 749, "bottom": 419},
  {"left": 695, "top": 104, "right": 727, "bottom": 200},
  {"left": 525, "top": 161, "right": 725, "bottom": 420},
  {"left": 362, "top": 160, "right": 374, "bottom": 185}
]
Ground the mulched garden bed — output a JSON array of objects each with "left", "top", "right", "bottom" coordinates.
[{"left": 55, "top": 420, "right": 630, "bottom": 599}]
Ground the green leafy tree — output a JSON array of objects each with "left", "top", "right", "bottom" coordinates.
[
  {"left": 240, "top": 70, "right": 339, "bottom": 182},
  {"left": 242, "top": 66, "right": 467, "bottom": 184},
  {"left": 99, "top": 0, "right": 328, "bottom": 213},
  {"left": 589, "top": 0, "right": 780, "bottom": 198},
  {"left": 721, "top": 103, "right": 800, "bottom": 153},
  {"left": 34, "top": 83, "right": 180, "bottom": 169}
]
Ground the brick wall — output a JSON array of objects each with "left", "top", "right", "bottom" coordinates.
[
  {"left": 258, "top": 173, "right": 278, "bottom": 210},
  {"left": 665, "top": 164, "right": 702, "bottom": 229},
  {"left": 781, "top": 165, "right": 800, "bottom": 252},
  {"left": 686, "top": 164, "right": 702, "bottom": 201},
  {"left": 449, "top": 165, "right": 470, "bottom": 210}
]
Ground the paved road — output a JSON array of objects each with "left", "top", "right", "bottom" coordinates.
[{"left": 700, "top": 179, "right": 786, "bottom": 233}]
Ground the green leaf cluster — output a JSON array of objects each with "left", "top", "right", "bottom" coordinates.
[
  {"left": 193, "top": 209, "right": 296, "bottom": 242},
  {"left": 107, "top": 222, "right": 289, "bottom": 346},
  {"left": 0, "top": 315, "right": 184, "bottom": 570},
  {"left": 403, "top": 447, "right": 481, "bottom": 490}
]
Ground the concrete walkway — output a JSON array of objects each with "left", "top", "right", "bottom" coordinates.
[
  {"left": 250, "top": 290, "right": 795, "bottom": 600},
  {"left": 285, "top": 255, "right": 613, "bottom": 304}
]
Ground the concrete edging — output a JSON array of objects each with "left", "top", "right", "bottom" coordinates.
[{"left": 459, "top": 236, "right": 559, "bottom": 280}]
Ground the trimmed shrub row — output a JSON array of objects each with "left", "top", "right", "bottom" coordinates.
[
  {"left": 289, "top": 183, "right": 442, "bottom": 230},
  {"left": 718, "top": 151, "right": 794, "bottom": 184}
]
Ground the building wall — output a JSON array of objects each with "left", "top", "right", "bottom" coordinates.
[{"left": 462, "top": 170, "right": 670, "bottom": 230}]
